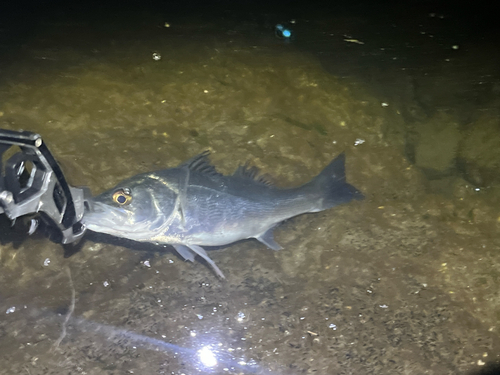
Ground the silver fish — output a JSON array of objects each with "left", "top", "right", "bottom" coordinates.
[{"left": 83, "top": 152, "right": 363, "bottom": 278}]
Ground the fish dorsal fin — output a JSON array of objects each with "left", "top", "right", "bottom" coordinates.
[
  {"left": 233, "top": 163, "right": 275, "bottom": 186},
  {"left": 179, "top": 151, "right": 222, "bottom": 178}
]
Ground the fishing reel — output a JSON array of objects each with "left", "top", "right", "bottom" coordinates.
[{"left": 0, "top": 128, "right": 91, "bottom": 244}]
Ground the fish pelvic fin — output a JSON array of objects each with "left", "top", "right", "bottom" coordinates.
[
  {"left": 173, "top": 244, "right": 196, "bottom": 262},
  {"left": 306, "top": 152, "right": 364, "bottom": 211},
  {"left": 256, "top": 228, "right": 283, "bottom": 251},
  {"left": 174, "top": 244, "right": 226, "bottom": 279}
]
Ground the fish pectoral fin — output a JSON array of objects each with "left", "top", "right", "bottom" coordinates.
[
  {"left": 256, "top": 228, "right": 283, "bottom": 251},
  {"left": 186, "top": 244, "right": 226, "bottom": 280},
  {"left": 172, "top": 244, "right": 196, "bottom": 262}
]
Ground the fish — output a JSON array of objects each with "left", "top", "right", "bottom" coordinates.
[{"left": 82, "top": 151, "right": 363, "bottom": 278}]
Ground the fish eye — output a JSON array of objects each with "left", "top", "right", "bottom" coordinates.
[{"left": 112, "top": 188, "right": 132, "bottom": 205}]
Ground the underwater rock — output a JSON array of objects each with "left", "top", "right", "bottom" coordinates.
[
  {"left": 458, "top": 114, "right": 500, "bottom": 187},
  {"left": 413, "top": 112, "right": 460, "bottom": 173}
]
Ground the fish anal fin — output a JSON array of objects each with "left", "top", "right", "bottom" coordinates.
[
  {"left": 187, "top": 244, "right": 226, "bottom": 279},
  {"left": 173, "top": 244, "right": 196, "bottom": 262},
  {"left": 256, "top": 228, "right": 283, "bottom": 251}
]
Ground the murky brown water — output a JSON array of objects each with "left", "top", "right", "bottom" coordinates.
[{"left": 1, "top": 2, "right": 499, "bottom": 374}]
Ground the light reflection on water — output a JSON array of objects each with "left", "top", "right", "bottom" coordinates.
[
  {"left": 65, "top": 313, "right": 261, "bottom": 374},
  {"left": 198, "top": 345, "right": 218, "bottom": 368}
]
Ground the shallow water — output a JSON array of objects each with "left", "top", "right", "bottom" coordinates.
[{"left": 1, "top": 1, "right": 500, "bottom": 374}]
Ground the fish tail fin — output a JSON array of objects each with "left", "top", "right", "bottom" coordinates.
[{"left": 306, "top": 153, "right": 363, "bottom": 211}]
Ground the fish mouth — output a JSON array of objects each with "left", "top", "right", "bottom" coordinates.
[{"left": 82, "top": 201, "right": 168, "bottom": 241}]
